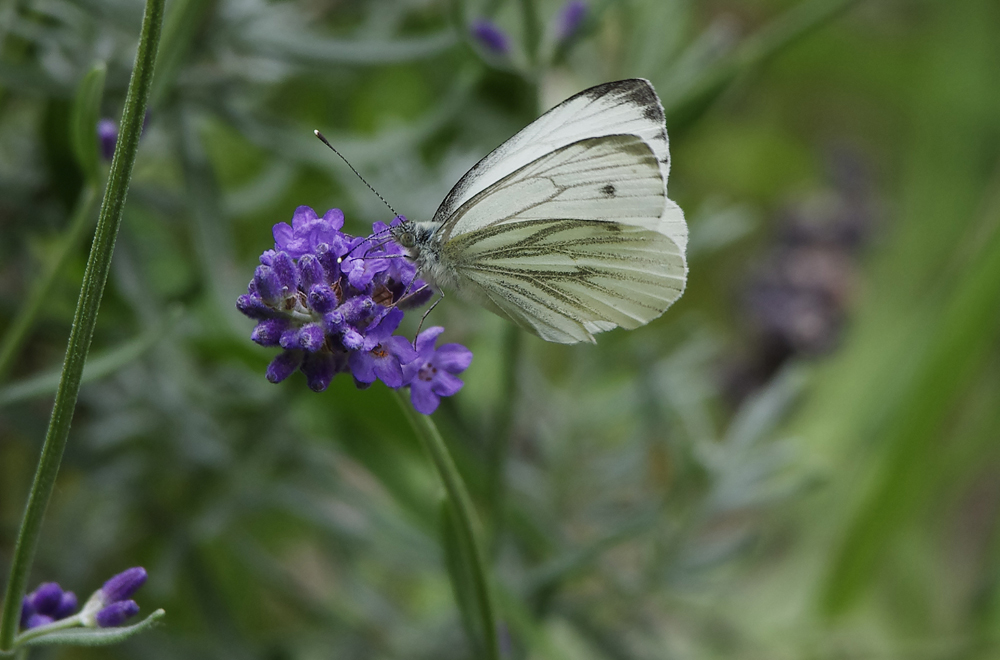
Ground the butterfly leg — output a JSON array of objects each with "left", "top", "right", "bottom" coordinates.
[{"left": 414, "top": 290, "right": 445, "bottom": 346}]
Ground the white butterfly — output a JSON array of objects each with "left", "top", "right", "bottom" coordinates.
[{"left": 392, "top": 78, "right": 688, "bottom": 344}]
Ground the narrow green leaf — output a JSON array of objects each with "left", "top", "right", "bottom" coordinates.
[
  {"left": 17, "top": 610, "right": 165, "bottom": 648},
  {"left": 0, "top": 307, "right": 179, "bottom": 407},
  {"left": 70, "top": 62, "right": 107, "bottom": 184}
]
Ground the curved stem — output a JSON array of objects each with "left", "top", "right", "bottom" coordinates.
[
  {"left": 393, "top": 390, "right": 500, "bottom": 660},
  {"left": 0, "top": 0, "right": 165, "bottom": 649}
]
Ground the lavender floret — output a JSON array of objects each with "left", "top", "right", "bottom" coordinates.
[{"left": 95, "top": 600, "right": 140, "bottom": 628}]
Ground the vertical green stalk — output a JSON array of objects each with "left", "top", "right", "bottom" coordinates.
[
  {"left": 393, "top": 391, "right": 500, "bottom": 660},
  {"left": 0, "top": 0, "right": 165, "bottom": 649}
]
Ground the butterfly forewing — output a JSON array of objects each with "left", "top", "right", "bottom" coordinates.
[{"left": 432, "top": 80, "right": 685, "bottom": 249}]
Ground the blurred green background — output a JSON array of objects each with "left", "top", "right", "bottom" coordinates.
[{"left": 2, "top": 0, "right": 1000, "bottom": 657}]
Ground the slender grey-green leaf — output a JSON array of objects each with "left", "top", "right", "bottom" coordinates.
[{"left": 16, "top": 610, "right": 165, "bottom": 648}]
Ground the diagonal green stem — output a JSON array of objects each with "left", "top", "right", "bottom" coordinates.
[
  {"left": 393, "top": 391, "right": 500, "bottom": 660},
  {"left": 0, "top": 184, "right": 99, "bottom": 383},
  {"left": 0, "top": 0, "right": 165, "bottom": 649}
]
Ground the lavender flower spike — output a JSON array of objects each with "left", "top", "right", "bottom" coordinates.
[
  {"left": 238, "top": 206, "right": 472, "bottom": 413},
  {"left": 471, "top": 19, "right": 510, "bottom": 55}
]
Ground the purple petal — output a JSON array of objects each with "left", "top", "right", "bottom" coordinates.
[
  {"left": 321, "top": 208, "right": 345, "bottom": 230},
  {"left": 372, "top": 352, "right": 404, "bottom": 388},
  {"left": 410, "top": 382, "right": 441, "bottom": 415},
  {"left": 434, "top": 344, "right": 473, "bottom": 373},
  {"left": 349, "top": 351, "right": 377, "bottom": 383},
  {"left": 272, "top": 223, "right": 294, "bottom": 251},
  {"left": 415, "top": 326, "right": 446, "bottom": 355},
  {"left": 291, "top": 205, "right": 319, "bottom": 231},
  {"left": 387, "top": 335, "right": 418, "bottom": 364},
  {"left": 431, "top": 370, "right": 464, "bottom": 398}
]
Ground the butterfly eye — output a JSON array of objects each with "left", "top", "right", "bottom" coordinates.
[{"left": 398, "top": 232, "right": 415, "bottom": 248}]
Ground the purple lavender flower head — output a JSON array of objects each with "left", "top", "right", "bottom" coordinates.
[
  {"left": 555, "top": 1, "right": 588, "bottom": 41},
  {"left": 237, "top": 207, "right": 471, "bottom": 413},
  {"left": 19, "top": 582, "right": 78, "bottom": 630},
  {"left": 471, "top": 19, "right": 511, "bottom": 55}
]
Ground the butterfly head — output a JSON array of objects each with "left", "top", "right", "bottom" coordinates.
[{"left": 390, "top": 221, "right": 417, "bottom": 249}]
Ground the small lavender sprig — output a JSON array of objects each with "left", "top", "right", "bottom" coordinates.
[
  {"left": 238, "top": 206, "right": 471, "bottom": 414},
  {"left": 18, "top": 568, "right": 148, "bottom": 633}
]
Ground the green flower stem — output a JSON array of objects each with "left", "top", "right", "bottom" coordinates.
[
  {"left": 393, "top": 391, "right": 500, "bottom": 660},
  {"left": 0, "top": 0, "right": 165, "bottom": 650},
  {"left": 0, "top": 184, "right": 99, "bottom": 383}
]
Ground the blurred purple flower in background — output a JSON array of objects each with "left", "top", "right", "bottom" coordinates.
[
  {"left": 238, "top": 207, "right": 471, "bottom": 411},
  {"left": 555, "top": 1, "right": 587, "bottom": 41},
  {"left": 97, "top": 118, "right": 117, "bottom": 161},
  {"left": 471, "top": 19, "right": 510, "bottom": 55}
]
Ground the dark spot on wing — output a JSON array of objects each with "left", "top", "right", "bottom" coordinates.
[
  {"left": 605, "top": 223, "right": 622, "bottom": 233},
  {"left": 601, "top": 183, "right": 616, "bottom": 198}
]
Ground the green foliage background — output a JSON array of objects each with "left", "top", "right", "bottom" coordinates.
[{"left": 2, "top": 0, "right": 1000, "bottom": 657}]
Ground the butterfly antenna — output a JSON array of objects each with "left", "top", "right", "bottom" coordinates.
[{"left": 314, "top": 130, "right": 398, "bottom": 217}]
